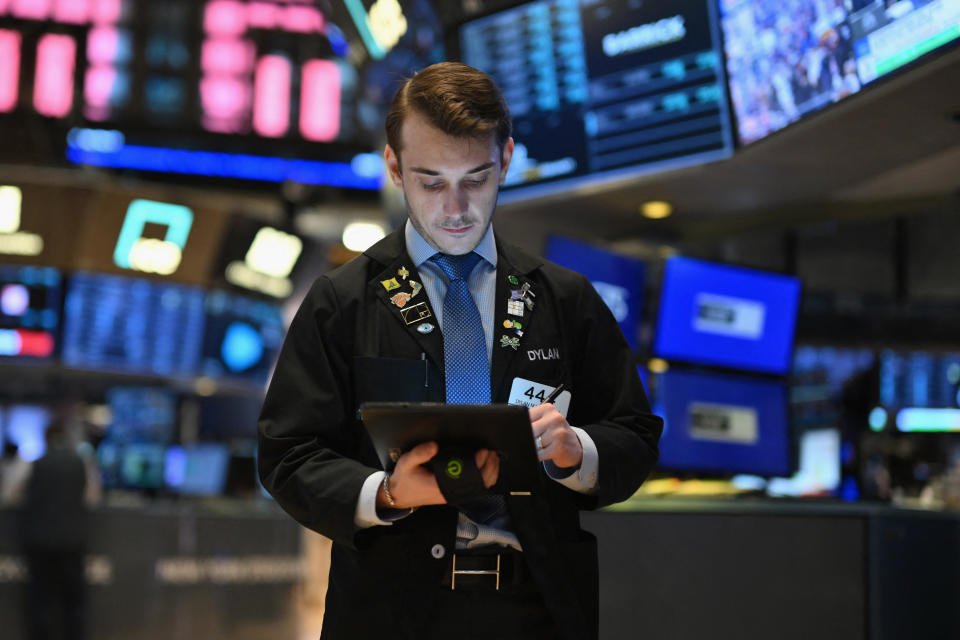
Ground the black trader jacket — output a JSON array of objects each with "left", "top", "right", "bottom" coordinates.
[{"left": 258, "top": 228, "right": 662, "bottom": 640}]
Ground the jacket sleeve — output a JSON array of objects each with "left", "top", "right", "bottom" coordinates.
[
  {"left": 257, "top": 275, "right": 375, "bottom": 547},
  {"left": 565, "top": 274, "right": 662, "bottom": 508}
]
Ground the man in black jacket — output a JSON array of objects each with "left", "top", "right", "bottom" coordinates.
[{"left": 258, "top": 61, "right": 662, "bottom": 640}]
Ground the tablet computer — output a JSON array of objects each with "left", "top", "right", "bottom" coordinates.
[{"left": 359, "top": 402, "right": 541, "bottom": 494}]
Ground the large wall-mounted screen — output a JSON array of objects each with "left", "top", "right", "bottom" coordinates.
[
  {"left": 0, "top": 0, "right": 445, "bottom": 188},
  {"left": 62, "top": 272, "right": 205, "bottom": 376},
  {"left": 456, "top": 0, "right": 733, "bottom": 201},
  {"left": 653, "top": 256, "right": 801, "bottom": 376},
  {"left": 654, "top": 368, "right": 792, "bottom": 477},
  {"left": 720, "top": 0, "right": 960, "bottom": 145}
]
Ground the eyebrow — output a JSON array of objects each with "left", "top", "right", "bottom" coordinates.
[{"left": 408, "top": 162, "right": 495, "bottom": 176}]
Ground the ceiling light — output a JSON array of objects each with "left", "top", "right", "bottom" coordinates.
[
  {"left": 342, "top": 222, "right": 386, "bottom": 252},
  {"left": 640, "top": 200, "right": 673, "bottom": 219}
]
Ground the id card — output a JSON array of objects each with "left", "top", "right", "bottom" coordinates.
[{"left": 508, "top": 377, "right": 571, "bottom": 418}]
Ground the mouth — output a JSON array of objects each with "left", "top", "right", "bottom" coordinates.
[{"left": 440, "top": 224, "right": 474, "bottom": 235}]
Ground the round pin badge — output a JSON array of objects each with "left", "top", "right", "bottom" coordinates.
[{"left": 417, "top": 322, "right": 435, "bottom": 334}]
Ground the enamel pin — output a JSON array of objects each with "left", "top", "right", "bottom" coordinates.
[
  {"left": 417, "top": 322, "right": 435, "bottom": 334},
  {"left": 381, "top": 277, "right": 401, "bottom": 291},
  {"left": 390, "top": 292, "right": 412, "bottom": 308},
  {"left": 507, "top": 300, "right": 524, "bottom": 317},
  {"left": 500, "top": 335, "right": 520, "bottom": 350},
  {"left": 398, "top": 266, "right": 410, "bottom": 280},
  {"left": 401, "top": 302, "right": 432, "bottom": 325}
]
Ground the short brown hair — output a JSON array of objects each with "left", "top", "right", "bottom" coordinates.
[{"left": 385, "top": 62, "right": 512, "bottom": 160}]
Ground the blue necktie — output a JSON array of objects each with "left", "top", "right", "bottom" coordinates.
[
  {"left": 430, "top": 252, "right": 489, "bottom": 404},
  {"left": 430, "top": 252, "right": 511, "bottom": 535}
]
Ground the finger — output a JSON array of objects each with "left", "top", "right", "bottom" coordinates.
[
  {"left": 400, "top": 441, "right": 439, "bottom": 467},
  {"left": 527, "top": 403, "right": 553, "bottom": 422},
  {"left": 480, "top": 451, "right": 500, "bottom": 488},
  {"left": 475, "top": 448, "right": 490, "bottom": 468}
]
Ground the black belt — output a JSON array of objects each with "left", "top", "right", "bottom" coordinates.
[{"left": 440, "top": 550, "right": 528, "bottom": 592}]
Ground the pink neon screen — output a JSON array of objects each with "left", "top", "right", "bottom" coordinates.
[
  {"left": 33, "top": 33, "right": 76, "bottom": 118},
  {"left": 300, "top": 60, "right": 341, "bottom": 142},
  {"left": 253, "top": 55, "right": 292, "bottom": 137},
  {"left": 0, "top": 30, "right": 20, "bottom": 113}
]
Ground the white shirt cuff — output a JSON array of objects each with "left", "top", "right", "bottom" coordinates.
[
  {"left": 355, "top": 471, "right": 389, "bottom": 528},
  {"left": 544, "top": 427, "right": 599, "bottom": 494}
]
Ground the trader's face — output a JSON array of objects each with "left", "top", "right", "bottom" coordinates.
[{"left": 384, "top": 110, "right": 514, "bottom": 255}]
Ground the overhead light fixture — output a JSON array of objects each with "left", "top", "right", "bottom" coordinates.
[
  {"left": 647, "top": 358, "right": 669, "bottom": 374},
  {"left": 342, "top": 221, "right": 386, "bottom": 252},
  {"left": 640, "top": 200, "right": 673, "bottom": 219}
]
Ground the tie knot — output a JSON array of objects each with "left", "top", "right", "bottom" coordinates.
[{"left": 430, "top": 252, "right": 482, "bottom": 282}]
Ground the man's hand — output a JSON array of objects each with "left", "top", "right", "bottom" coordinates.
[
  {"left": 529, "top": 403, "right": 583, "bottom": 469},
  {"left": 377, "top": 442, "right": 501, "bottom": 508}
]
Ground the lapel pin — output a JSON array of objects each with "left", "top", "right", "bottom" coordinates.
[
  {"left": 417, "top": 322, "right": 435, "bottom": 334},
  {"left": 507, "top": 300, "right": 524, "bottom": 317},
  {"left": 500, "top": 335, "right": 520, "bottom": 350},
  {"left": 381, "top": 277, "right": 401, "bottom": 291},
  {"left": 390, "top": 292, "right": 411, "bottom": 308},
  {"left": 508, "top": 275, "right": 519, "bottom": 286},
  {"left": 401, "top": 302, "right": 432, "bottom": 325},
  {"left": 398, "top": 266, "right": 410, "bottom": 280},
  {"left": 409, "top": 280, "right": 423, "bottom": 297}
]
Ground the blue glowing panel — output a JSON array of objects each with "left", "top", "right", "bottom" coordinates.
[
  {"left": 62, "top": 272, "right": 205, "bottom": 376},
  {"left": 545, "top": 235, "right": 645, "bottom": 350},
  {"left": 3, "top": 405, "right": 51, "bottom": 462},
  {"left": 200, "top": 290, "right": 284, "bottom": 384},
  {"left": 654, "top": 368, "right": 791, "bottom": 476},
  {"left": 654, "top": 256, "right": 801, "bottom": 375},
  {"left": 164, "top": 443, "right": 230, "bottom": 496},
  {"left": 0, "top": 265, "right": 61, "bottom": 360}
]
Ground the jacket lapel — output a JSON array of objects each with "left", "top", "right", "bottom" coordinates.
[
  {"left": 490, "top": 236, "right": 544, "bottom": 401},
  {"left": 365, "top": 233, "right": 444, "bottom": 369}
]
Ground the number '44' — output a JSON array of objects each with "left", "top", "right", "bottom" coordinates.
[{"left": 523, "top": 387, "right": 547, "bottom": 402}]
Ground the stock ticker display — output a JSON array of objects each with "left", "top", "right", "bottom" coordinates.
[
  {"left": 458, "top": 0, "right": 733, "bottom": 199},
  {"left": 62, "top": 271, "right": 206, "bottom": 376}
]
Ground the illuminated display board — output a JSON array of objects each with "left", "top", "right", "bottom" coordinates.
[
  {"left": 457, "top": 0, "right": 733, "bottom": 200},
  {"left": 0, "top": 0, "right": 439, "bottom": 188},
  {"left": 211, "top": 214, "right": 305, "bottom": 298},
  {"left": 720, "top": 0, "right": 960, "bottom": 145},
  {"left": 62, "top": 271, "right": 205, "bottom": 376},
  {"left": 0, "top": 264, "right": 61, "bottom": 359}
]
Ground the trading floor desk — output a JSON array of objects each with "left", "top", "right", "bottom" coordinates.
[
  {"left": 0, "top": 499, "right": 304, "bottom": 640},
  {"left": 1, "top": 498, "right": 956, "bottom": 639},
  {"left": 582, "top": 498, "right": 960, "bottom": 640}
]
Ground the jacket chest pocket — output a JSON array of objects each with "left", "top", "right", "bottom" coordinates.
[{"left": 353, "top": 356, "right": 443, "bottom": 405}]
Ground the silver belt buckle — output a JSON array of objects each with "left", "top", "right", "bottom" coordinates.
[{"left": 450, "top": 553, "right": 501, "bottom": 591}]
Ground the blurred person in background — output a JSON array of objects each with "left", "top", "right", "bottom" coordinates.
[{"left": 17, "top": 415, "right": 101, "bottom": 640}]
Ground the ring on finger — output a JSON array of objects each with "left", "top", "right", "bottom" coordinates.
[{"left": 536, "top": 435, "right": 544, "bottom": 450}]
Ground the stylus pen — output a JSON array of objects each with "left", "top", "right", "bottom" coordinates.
[{"left": 544, "top": 382, "right": 566, "bottom": 404}]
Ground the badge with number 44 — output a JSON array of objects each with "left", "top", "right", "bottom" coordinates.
[{"left": 507, "top": 377, "right": 571, "bottom": 418}]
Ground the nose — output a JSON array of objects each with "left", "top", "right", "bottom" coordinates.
[{"left": 443, "top": 185, "right": 468, "bottom": 215}]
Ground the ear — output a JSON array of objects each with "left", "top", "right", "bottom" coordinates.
[
  {"left": 498, "top": 137, "right": 515, "bottom": 184},
  {"left": 384, "top": 144, "right": 403, "bottom": 187}
]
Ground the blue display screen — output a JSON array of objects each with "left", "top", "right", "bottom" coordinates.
[
  {"left": 62, "top": 272, "right": 206, "bottom": 376},
  {"left": 164, "top": 444, "right": 230, "bottom": 496},
  {"left": 200, "top": 290, "right": 285, "bottom": 385},
  {"left": 654, "top": 368, "right": 791, "bottom": 476},
  {"left": 654, "top": 256, "right": 801, "bottom": 375},
  {"left": 107, "top": 387, "right": 178, "bottom": 444},
  {"left": 546, "top": 235, "right": 645, "bottom": 350}
]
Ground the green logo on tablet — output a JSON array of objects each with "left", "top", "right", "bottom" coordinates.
[{"left": 446, "top": 459, "right": 463, "bottom": 479}]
